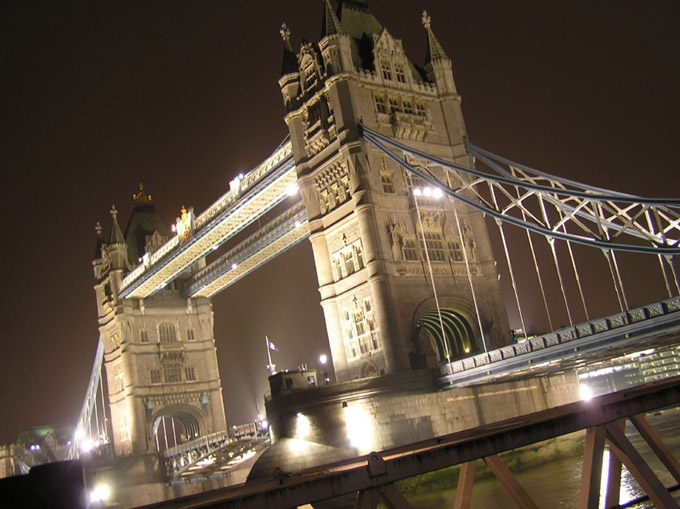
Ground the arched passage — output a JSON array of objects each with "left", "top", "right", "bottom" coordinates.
[
  {"left": 413, "top": 298, "right": 481, "bottom": 365},
  {"left": 150, "top": 406, "right": 203, "bottom": 453}
]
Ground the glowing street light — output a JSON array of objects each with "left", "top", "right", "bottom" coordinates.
[{"left": 319, "top": 354, "right": 329, "bottom": 384}]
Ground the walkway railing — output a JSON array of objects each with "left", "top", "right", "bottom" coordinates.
[{"left": 440, "top": 296, "right": 680, "bottom": 386}]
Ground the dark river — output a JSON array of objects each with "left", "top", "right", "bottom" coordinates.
[{"left": 406, "top": 408, "right": 680, "bottom": 508}]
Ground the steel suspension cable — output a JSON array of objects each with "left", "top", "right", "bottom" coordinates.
[
  {"left": 559, "top": 222, "right": 590, "bottom": 321},
  {"left": 490, "top": 184, "right": 528, "bottom": 337},
  {"left": 516, "top": 189, "right": 554, "bottom": 331},
  {"left": 409, "top": 172, "right": 451, "bottom": 366}
]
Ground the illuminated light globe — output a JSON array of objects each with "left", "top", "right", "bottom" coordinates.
[
  {"left": 287, "top": 183, "right": 299, "bottom": 196},
  {"left": 432, "top": 187, "right": 443, "bottom": 199},
  {"left": 89, "top": 484, "right": 110, "bottom": 504},
  {"left": 579, "top": 385, "right": 594, "bottom": 401}
]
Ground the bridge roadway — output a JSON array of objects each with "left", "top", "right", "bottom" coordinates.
[{"left": 143, "top": 376, "right": 680, "bottom": 509}]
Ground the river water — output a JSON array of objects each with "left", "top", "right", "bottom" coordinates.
[{"left": 406, "top": 408, "right": 680, "bottom": 509}]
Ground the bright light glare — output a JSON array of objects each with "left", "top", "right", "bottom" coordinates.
[
  {"left": 231, "top": 263, "right": 237, "bottom": 270},
  {"left": 413, "top": 188, "right": 423, "bottom": 196},
  {"left": 423, "top": 187, "right": 432, "bottom": 197},
  {"left": 80, "top": 438, "right": 95, "bottom": 453},
  {"left": 464, "top": 347, "right": 470, "bottom": 353},
  {"left": 580, "top": 385, "right": 594, "bottom": 401},
  {"left": 287, "top": 183, "right": 299, "bottom": 196},
  {"left": 319, "top": 354, "right": 327, "bottom": 364},
  {"left": 344, "top": 404, "right": 373, "bottom": 451},
  {"left": 294, "top": 220, "right": 301, "bottom": 228},
  {"left": 296, "top": 413, "right": 311, "bottom": 439},
  {"left": 89, "top": 484, "right": 110, "bottom": 504},
  {"left": 432, "top": 187, "right": 443, "bottom": 199}
]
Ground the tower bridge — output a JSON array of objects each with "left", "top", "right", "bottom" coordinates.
[{"left": 39, "top": 1, "right": 680, "bottom": 506}]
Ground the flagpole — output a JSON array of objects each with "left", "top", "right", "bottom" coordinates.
[{"left": 265, "top": 336, "right": 273, "bottom": 374}]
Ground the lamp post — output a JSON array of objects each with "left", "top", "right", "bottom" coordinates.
[{"left": 319, "top": 354, "right": 329, "bottom": 384}]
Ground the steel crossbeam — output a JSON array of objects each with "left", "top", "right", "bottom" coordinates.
[
  {"left": 361, "top": 125, "right": 680, "bottom": 255},
  {"left": 118, "top": 147, "right": 295, "bottom": 299},
  {"left": 185, "top": 203, "right": 310, "bottom": 298}
]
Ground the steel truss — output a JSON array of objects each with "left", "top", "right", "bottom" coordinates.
[
  {"left": 361, "top": 125, "right": 680, "bottom": 256},
  {"left": 185, "top": 202, "right": 309, "bottom": 298}
]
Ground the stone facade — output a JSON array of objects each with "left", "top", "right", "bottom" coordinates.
[
  {"left": 93, "top": 197, "right": 226, "bottom": 456},
  {"left": 279, "top": 1, "right": 509, "bottom": 382}
]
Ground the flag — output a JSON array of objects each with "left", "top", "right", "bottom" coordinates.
[{"left": 266, "top": 337, "right": 279, "bottom": 352}]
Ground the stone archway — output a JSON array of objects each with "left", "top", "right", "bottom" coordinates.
[
  {"left": 360, "top": 360, "right": 379, "bottom": 379},
  {"left": 412, "top": 297, "right": 481, "bottom": 365},
  {"left": 150, "top": 404, "right": 205, "bottom": 453}
]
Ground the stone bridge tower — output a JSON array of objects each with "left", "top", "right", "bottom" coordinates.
[
  {"left": 93, "top": 187, "right": 226, "bottom": 456},
  {"left": 279, "top": 0, "right": 509, "bottom": 381}
]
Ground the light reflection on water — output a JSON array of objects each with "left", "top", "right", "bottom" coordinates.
[{"left": 407, "top": 408, "right": 680, "bottom": 509}]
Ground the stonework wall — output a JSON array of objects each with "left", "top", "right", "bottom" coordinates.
[{"left": 250, "top": 370, "right": 580, "bottom": 479}]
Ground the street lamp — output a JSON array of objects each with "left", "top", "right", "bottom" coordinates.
[{"left": 319, "top": 354, "right": 329, "bottom": 384}]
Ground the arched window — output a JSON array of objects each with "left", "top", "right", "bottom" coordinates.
[{"left": 158, "top": 322, "right": 177, "bottom": 343}]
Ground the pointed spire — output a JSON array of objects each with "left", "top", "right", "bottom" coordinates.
[
  {"left": 321, "top": 0, "right": 343, "bottom": 38},
  {"left": 93, "top": 221, "right": 104, "bottom": 260},
  {"left": 108, "top": 205, "right": 125, "bottom": 244},
  {"left": 422, "top": 10, "right": 449, "bottom": 64},
  {"left": 280, "top": 23, "right": 298, "bottom": 76}
]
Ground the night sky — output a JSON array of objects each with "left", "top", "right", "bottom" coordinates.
[{"left": 1, "top": 1, "right": 679, "bottom": 445}]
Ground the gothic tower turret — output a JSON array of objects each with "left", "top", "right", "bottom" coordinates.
[
  {"left": 92, "top": 186, "right": 226, "bottom": 456},
  {"left": 279, "top": 2, "right": 509, "bottom": 381}
]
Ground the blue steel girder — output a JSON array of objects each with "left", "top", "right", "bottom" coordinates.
[
  {"left": 361, "top": 125, "right": 680, "bottom": 256},
  {"left": 118, "top": 142, "right": 295, "bottom": 299},
  {"left": 185, "top": 202, "right": 309, "bottom": 298}
]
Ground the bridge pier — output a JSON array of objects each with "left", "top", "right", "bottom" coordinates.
[{"left": 248, "top": 368, "right": 580, "bottom": 480}]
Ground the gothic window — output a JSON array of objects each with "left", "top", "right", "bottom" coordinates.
[
  {"left": 140, "top": 329, "right": 149, "bottom": 343},
  {"left": 185, "top": 367, "right": 196, "bottom": 381},
  {"left": 448, "top": 241, "right": 463, "bottom": 261},
  {"left": 420, "top": 232, "right": 446, "bottom": 261},
  {"left": 395, "top": 64, "right": 406, "bottom": 83},
  {"left": 403, "top": 100, "right": 414, "bottom": 115},
  {"left": 331, "top": 240, "right": 364, "bottom": 281},
  {"left": 416, "top": 103, "right": 426, "bottom": 117},
  {"left": 158, "top": 322, "right": 177, "bottom": 343},
  {"left": 375, "top": 96, "right": 387, "bottom": 114},
  {"left": 342, "top": 299, "right": 380, "bottom": 361},
  {"left": 150, "top": 369, "right": 161, "bottom": 384},
  {"left": 381, "top": 60, "right": 392, "bottom": 80},
  {"left": 403, "top": 238, "right": 419, "bottom": 261},
  {"left": 381, "top": 173, "right": 395, "bottom": 193},
  {"left": 163, "top": 364, "right": 182, "bottom": 383},
  {"left": 186, "top": 328, "right": 195, "bottom": 341},
  {"left": 388, "top": 98, "right": 400, "bottom": 114}
]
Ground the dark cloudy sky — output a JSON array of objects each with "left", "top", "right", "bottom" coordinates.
[{"left": 1, "top": 1, "right": 679, "bottom": 445}]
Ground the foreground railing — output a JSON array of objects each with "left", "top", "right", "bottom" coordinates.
[{"left": 143, "top": 376, "right": 680, "bottom": 508}]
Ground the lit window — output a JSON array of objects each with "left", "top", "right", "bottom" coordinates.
[
  {"left": 388, "top": 98, "right": 400, "bottom": 113},
  {"left": 150, "top": 369, "right": 161, "bottom": 384},
  {"left": 403, "top": 100, "right": 414, "bottom": 114},
  {"left": 416, "top": 103, "right": 426, "bottom": 117}
]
